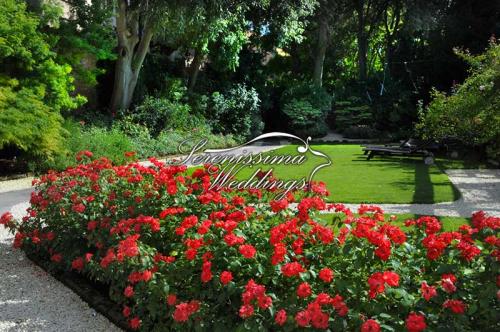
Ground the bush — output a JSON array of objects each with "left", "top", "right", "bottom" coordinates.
[
  {"left": 280, "top": 83, "right": 331, "bottom": 137},
  {"left": 282, "top": 99, "right": 328, "bottom": 137},
  {"left": 36, "top": 120, "right": 134, "bottom": 171},
  {"left": 128, "top": 96, "right": 204, "bottom": 137},
  {"left": 0, "top": 0, "right": 84, "bottom": 158},
  {"left": 333, "top": 97, "right": 373, "bottom": 130},
  {"left": 207, "top": 84, "right": 263, "bottom": 140},
  {"left": 2, "top": 157, "right": 499, "bottom": 331},
  {"left": 417, "top": 39, "right": 500, "bottom": 159}
]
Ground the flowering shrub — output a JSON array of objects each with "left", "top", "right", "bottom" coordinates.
[{"left": 1, "top": 152, "right": 499, "bottom": 331}]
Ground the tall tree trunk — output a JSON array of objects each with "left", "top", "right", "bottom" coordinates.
[
  {"left": 355, "top": 0, "right": 367, "bottom": 81},
  {"left": 187, "top": 49, "right": 204, "bottom": 92},
  {"left": 313, "top": 19, "right": 329, "bottom": 88},
  {"left": 357, "top": 32, "right": 368, "bottom": 81},
  {"left": 110, "top": 0, "right": 154, "bottom": 111}
]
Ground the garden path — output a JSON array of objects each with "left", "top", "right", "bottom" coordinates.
[{"left": 0, "top": 207, "right": 121, "bottom": 332}]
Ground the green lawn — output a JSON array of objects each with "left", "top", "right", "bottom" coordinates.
[
  {"left": 318, "top": 213, "right": 470, "bottom": 231},
  {"left": 233, "top": 144, "right": 485, "bottom": 204}
]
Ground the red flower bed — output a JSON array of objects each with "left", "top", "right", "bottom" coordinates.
[{"left": 1, "top": 152, "right": 499, "bottom": 331}]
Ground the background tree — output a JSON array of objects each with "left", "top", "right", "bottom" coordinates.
[{"left": 0, "top": 0, "right": 83, "bottom": 157}]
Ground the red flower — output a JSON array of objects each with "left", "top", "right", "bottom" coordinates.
[
  {"left": 368, "top": 271, "right": 399, "bottom": 299},
  {"left": 318, "top": 268, "right": 334, "bottom": 283},
  {"left": 72, "top": 203, "right": 86, "bottom": 214},
  {"left": 275, "top": 309, "right": 287, "bottom": 325},
  {"left": 295, "top": 310, "right": 311, "bottom": 327},
  {"left": 124, "top": 285, "right": 134, "bottom": 298},
  {"left": 361, "top": 319, "right": 381, "bottom": 332},
  {"left": 281, "top": 262, "right": 305, "bottom": 277},
  {"left": 239, "top": 244, "right": 256, "bottom": 258},
  {"left": 0, "top": 212, "right": 13, "bottom": 227},
  {"left": 129, "top": 317, "right": 141, "bottom": 330},
  {"left": 201, "top": 261, "right": 213, "bottom": 283},
  {"left": 125, "top": 151, "right": 136, "bottom": 158},
  {"left": 173, "top": 301, "right": 200, "bottom": 322},
  {"left": 405, "top": 312, "right": 426, "bottom": 332},
  {"left": 71, "top": 257, "right": 84, "bottom": 271},
  {"left": 443, "top": 299, "right": 466, "bottom": 314},
  {"left": 167, "top": 294, "right": 177, "bottom": 306},
  {"left": 441, "top": 274, "right": 457, "bottom": 293},
  {"left": 310, "top": 309, "right": 329, "bottom": 329},
  {"left": 383, "top": 271, "right": 400, "bottom": 286},
  {"left": 270, "top": 199, "right": 289, "bottom": 212},
  {"left": 239, "top": 304, "right": 254, "bottom": 318},
  {"left": 297, "top": 282, "right": 312, "bottom": 298},
  {"left": 87, "top": 220, "right": 98, "bottom": 231},
  {"left": 420, "top": 282, "right": 437, "bottom": 301},
  {"left": 257, "top": 295, "right": 272, "bottom": 309},
  {"left": 122, "top": 306, "right": 131, "bottom": 317},
  {"left": 220, "top": 271, "right": 233, "bottom": 285},
  {"left": 51, "top": 253, "right": 62, "bottom": 263},
  {"left": 117, "top": 234, "right": 140, "bottom": 260},
  {"left": 128, "top": 270, "right": 153, "bottom": 283}
]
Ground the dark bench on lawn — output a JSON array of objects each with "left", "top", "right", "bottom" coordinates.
[{"left": 362, "top": 139, "right": 440, "bottom": 164}]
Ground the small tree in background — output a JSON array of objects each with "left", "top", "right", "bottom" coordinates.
[
  {"left": 417, "top": 38, "right": 500, "bottom": 160},
  {"left": 0, "top": 0, "right": 83, "bottom": 158}
]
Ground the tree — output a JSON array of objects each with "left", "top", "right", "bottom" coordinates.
[
  {"left": 0, "top": 0, "right": 83, "bottom": 157},
  {"left": 109, "top": 0, "right": 158, "bottom": 111},
  {"left": 311, "top": 0, "right": 350, "bottom": 87},
  {"left": 417, "top": 39, "right": 500, "bottom": 159},
  {"left": 353, "top": 0, "right": 389, "bottom": 81}
]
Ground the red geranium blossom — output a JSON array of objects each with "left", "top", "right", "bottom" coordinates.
[
  {"left": 239, "top": 244, "right": 257, "bottom": 258},
  {"left": 239, "top": 304, "right": 254, "bottom": 318},
  {"left": 420, "top": 281, "right": 437, "bottom": 301},
  {"left": 281, "top": 262, "right": 305, "bottom": 277},
  {"left": 129, "top": 317, "right": 141, "bottom": 330},
  {"left": 443, "top": 299, "right": 466, "bottom": 314},
  {"left": 318, "top": 267, "right": 334, "bottom": 283},
  {"left": 124, "top": 285, "right": 134, "bottom": 298},
  {"left": 405, "top": 312, "right": 426, "bottom": 332},
  {"left": 297, "top": 282, "right": 312, "bottom": 298},
  {"left": 220, "top": 271, "right": 233, "bottom": 285},
  {"left": 361, "top": 319, "right": 381, "bottom": 332},
  {"left": 275, "top": 309, "right": 287, "bottom": 325},
  {"left": 167, "top": 294, "right": 177, "bottom": 306}
]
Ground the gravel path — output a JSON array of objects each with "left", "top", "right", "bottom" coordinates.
[{"left": 0, "top": 207, "right": 121, "bottom": 332}]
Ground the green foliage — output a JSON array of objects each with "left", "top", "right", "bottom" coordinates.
[
  {"left": 282, "top": 99, "right": 328, "bottom": 138},
  {"left": 36, "top": 120, "right": 134, "bottom": 171},
  {"left": 207, "top": 84, "right": 263, "bottom": 140},
  {"left": 53, "top": 0, "right": 116, "bottom": 87},
  {"left": 126, "top": 80, "right": 205, "bottom": 136},
  {"left": 36, "top": 118, "right": 238, "bottom": 172},
  {"left": 334, "top": 97, "right": 373, "bottom": 130},
  {"left": 0, "top": 77, "right": 63, "bottom": 156},
  {"left": 280, "top": 83, "right": 331, "bottom": 137},
  {"left": 282, "top": 82, "right": 332, "bottom": 111},
  {"left": 0, "top": 0, "right": 83, "bottom": 157},
  {"left": 417, "top": 40, "right": 500, "bottom": 159},
  {"left": 156, "top": 128, "right": 238, "bottom": 155}
]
